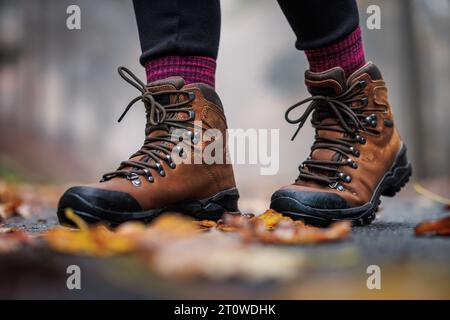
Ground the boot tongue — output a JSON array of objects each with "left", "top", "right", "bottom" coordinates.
[
  {"left": 301, "top": 68, "right": 349, "bottom": 182},
  {"left": 140, "top": 76, "right": 188, "bottom": 160},
  {"left": 116, "top": 77, "right": 189, "bottom": 177},
  {"left": 144, "top": 76, "right": 188, "bottom": 133}
]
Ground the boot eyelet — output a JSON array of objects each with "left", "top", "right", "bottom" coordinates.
[
  {"left": 173, "top": 145, "right": 184, "bottom": 157},
  {"left": 361, "top": 97, "right": 369, "bottom": 106},
  {"left": 346, "top": 158, "right": 358, "bottom": 169},
  {"left": 187, "top": 110, "right": 195, "bottom": 120},
  {"left": 350, "top": 147, "right": 360, "bottom": 157},
  {"left": 127, "top": 173, "right": 141, "bottom": 186},
  {"left": 187, "top": 91, "right": 196, "bottom": 101},
  {"left": 358, "top": 80, "right": 366, "bottom": 89},
  {"left": 165, "top": 155, "right": 177, "bottom": 169},
  {"left": 337, "top": 172, "right": 352, "bottom": 183},
  {"left": 155, "top": 163, "right": 165, "bottom": 177},
  {"left": 329, "top": 182, "right": 345, "bottom": 191},
  {"left": 369, "top": 114, "right": 377, "bottom": 127},
  {"left": 356, "top": 135, "right": 366, "bottom": 144},
  {"left": 187, "top": 131, "right": 200, "bottom": 145},
  {"left": 193, "top": 132, "right": 200, "bottom": 144},
  {"left": 143, "top": 169, "right": 154, "bottom": 183}
]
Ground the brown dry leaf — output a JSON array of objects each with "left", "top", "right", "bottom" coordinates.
[
  {"left": 265, "top": 220, "right": 351, "bottom": 244},
  {"left": 216, "top": 213, "right": 249, "bottom": 232},
  {"left": 0, "top": 200, "right": 22, "bottom": 220},
  {"left": 218, "top": 211, "right": 350, "bottom": 244},
  {"left": 218, "top": 209, "right": 291, "bottom": 232},
  {"left": 414, "top": 216, "right": 450, "bottom": 236},
  {"left": 0, "top": 181, "right": 23, "bottom": 220},
  {"left": 192, "top": 220, "right": 217, "bottom": 229},
  {"left": 0, "top": 227, "right": 34, "bottom": 253},
  {"left": 43, "top": 209, "right": 138, "bottom": 256}
]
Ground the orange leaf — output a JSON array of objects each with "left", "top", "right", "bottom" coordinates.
[{"left": 414, "top": 216, "right": 450, "bottom": 236}]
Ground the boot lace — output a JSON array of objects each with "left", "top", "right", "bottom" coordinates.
[
  {"left": 285, "top": 79, "right": 380, "bottom": 191},
  {"left": 101, "top": 67, "right": 198, "bottom": 186}
]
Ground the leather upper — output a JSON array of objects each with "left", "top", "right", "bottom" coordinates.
[
  {"left": 279, "top": 62, "right": 402, "bottom": 207},
  {"left": 83, "top": 79, "right": 236, "bottom": 210}
]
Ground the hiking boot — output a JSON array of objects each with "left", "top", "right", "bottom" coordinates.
[
  {"left": 270, "top": 62, "right": 412, "bottom": 226},
  {"left": 58, "top": 67, "right": 238, "bottom": 226}
]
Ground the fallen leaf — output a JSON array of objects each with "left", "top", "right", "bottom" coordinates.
[
  {"left": 192, "top": 220, "right": 217, "bottom": 229},
  {"left": 0, "top": 181, "right": 23, "bottom": 220},
  {"left": 414, "top": 216, "right": 450, "bottom": 236},
  {"left": 252, "top": 218, "right": 350, "bottom": 245},
  {"left": 218, "top": 211, "right": 350, "bottom": 244},
  {"left": 43, "top": 209, "right": 138, "bottom": 256},
  {"left": 253, "top": 209, "right": 293, "bottom": 230}
]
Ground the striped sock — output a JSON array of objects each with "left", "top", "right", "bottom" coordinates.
[
  {"left": 305, "top": 27, "right": 366, "bottom": 76},
  {"left": 145, "top": 56, "right": 216, "bottom": 88}
]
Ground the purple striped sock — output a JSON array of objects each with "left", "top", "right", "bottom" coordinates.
[
  {"left": 145, "top": 56, "right": 216, "bottom": 88},
  {"left": 305, "top": 26, "right": 366, "bottom": 77}
]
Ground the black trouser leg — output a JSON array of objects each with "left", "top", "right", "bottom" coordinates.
[
  {"left": 276, "top": 0, "right": 359, "bottom": 50},
  {"left": 132, "top": 0, "right": 221, "bottom": 65}
]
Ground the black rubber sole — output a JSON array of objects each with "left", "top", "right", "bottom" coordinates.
[
  {"left": 57, "top": 187, "right": 240, "bottom": 228},
  {"left": 270, "top": 144, "right": 412, "bottom": 227}
]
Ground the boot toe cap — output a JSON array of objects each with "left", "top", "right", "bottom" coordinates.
[
  {"left": 58, "top": 186, "right": 141, "bottom": 221},
  {"left": 270, "top": 187, "right": 349, "bottom": 212}
]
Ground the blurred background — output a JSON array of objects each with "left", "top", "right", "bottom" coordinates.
[{"left": 0, "top": 0, "right": 449, "bottom": 213}]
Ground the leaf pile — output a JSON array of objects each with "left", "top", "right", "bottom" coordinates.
[
  {"left": 41, "top": 209, "right": 350, "bottom": 281},
  {"left": 200, "top": 209, "right": 351, "bottom": 244}
]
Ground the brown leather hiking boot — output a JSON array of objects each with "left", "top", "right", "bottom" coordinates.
[
  {"left": 271, "top": 62, "right": 412, "bottom": 227},
  {"left": 58, "top": 67, "right": 238, "bottom": 226}
]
